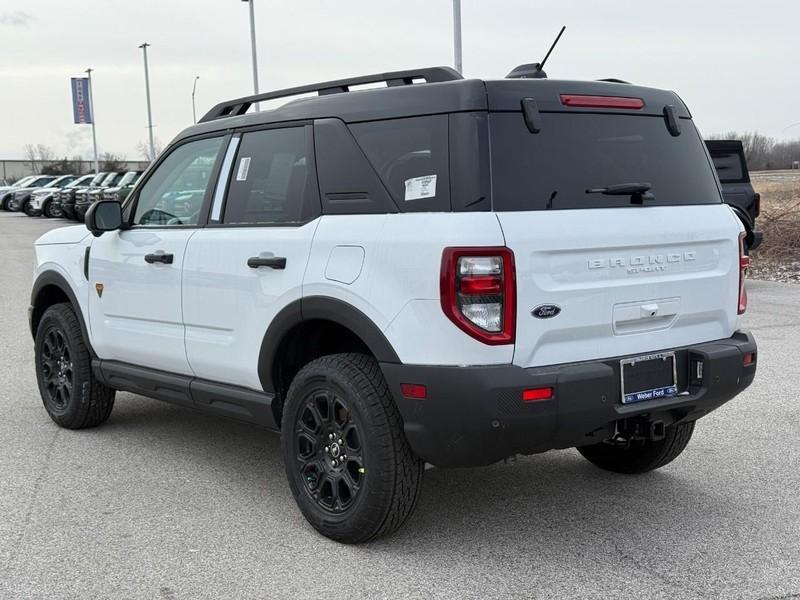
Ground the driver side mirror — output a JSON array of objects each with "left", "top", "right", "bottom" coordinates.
[{"left": 85, "top": 200, "right": 123, "bottom": 237}]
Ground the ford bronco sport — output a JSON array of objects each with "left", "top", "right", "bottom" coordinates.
[{"left": 29, "top": 66, "right": 757, "bottom": 543}]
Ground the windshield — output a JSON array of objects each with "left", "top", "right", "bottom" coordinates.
[
  {"left": 88, "top": 172, "right": 108, "bottom": 186},
  {"left": 66, "top": 175, "right": 95, "bottom": 188},
  {"left": 100, "top": 172, "right": 121, "bottom": 186},
  {"left": 12, "top": 176, "right": 34, "bottom": 187},
  {"left": 489, "top": 112, "right": 721, "bottom": 210},
  {"left": 117, "top": 171, "right": 140, "bottom": 187},
  {"left": 43, "top": 176, "right": 71, "bottom": 188}
]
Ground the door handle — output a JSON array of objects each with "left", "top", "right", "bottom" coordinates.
[
  {"left": 247, "top": 256, "right": 287, "bottom": 269},
  {"left": 144, "top": 252, "right": 174, "bottom": 264}
]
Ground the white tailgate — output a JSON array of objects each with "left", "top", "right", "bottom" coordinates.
[{"left": 497, "top": 204, "right": 742, "bottom": 368}]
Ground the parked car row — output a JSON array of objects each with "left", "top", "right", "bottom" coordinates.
[{"left": 0, "top": 170, "right": 142, "bottom": 221}]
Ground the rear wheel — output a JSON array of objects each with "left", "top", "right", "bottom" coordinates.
[
  {"left": 281, "top": 353, "right": 424, "bottom": 543},
  {"left": 34, "top": 303, "right": 115, "bottom": 429},
  {"left": 577, "top": 421, "right": 695, "bottom": 474}
]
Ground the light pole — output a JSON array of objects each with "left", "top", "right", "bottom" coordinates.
[
  {"left": 139, "top": 42, "right": 156, "bottom": 161},
  {"left": 242, "top": 0, "right": 260, "bottom": 111},
  {"left": 452, "top": 0, "right": 463, "bottom": 74},
  {"left": 85, "top": 68, "right": 99, "bottom": 173},
  {"left": 192, "top": 76, "right": 200, "bottom": 124}
]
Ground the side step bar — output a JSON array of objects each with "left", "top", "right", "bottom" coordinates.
[{"left": 93, "top": 359, "right": 279, "bottom": 430}]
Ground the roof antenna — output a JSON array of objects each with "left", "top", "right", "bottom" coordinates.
[{"left": 506, "top": 26, "right": 566, "bottom": 79}]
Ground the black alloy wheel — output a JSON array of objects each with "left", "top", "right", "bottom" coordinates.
[
  {"left": 294, "top": 388, "right": 365, "bottom": 513},
  {"left": 38, "top": 325, "right": 74, "bottom": 415}
]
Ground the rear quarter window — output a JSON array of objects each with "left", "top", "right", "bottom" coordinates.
[
  {"left": 490, "top": 112, "right": 722, "bottom": 211},
  {"left": 349, "top": 115, "right": 450, "bottom": 212}
]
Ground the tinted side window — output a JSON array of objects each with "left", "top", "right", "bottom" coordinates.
[
  {"left": 222, "top": 127, "right": 319, "bottom": 225},
  {"left": 349, "top": 115, "right": 450, "bottom": 212},
  {"left": 710, "top": 152, "right": 745, "bottom": 183},
  {"left": 133, "top": 136, "right": 223, "bottom": 226},
  {"left": 314, "top": 118, "right": 396, "bottom": 215}
]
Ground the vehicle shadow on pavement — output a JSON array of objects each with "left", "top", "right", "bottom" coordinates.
[{"left": 96, "top": 393, "right": 735, "bottom": 559}]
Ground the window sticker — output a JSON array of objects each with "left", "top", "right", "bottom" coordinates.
[
  {"left": 404, "top": 174, "right": 437, "bottom": 201},
  {"left": 236, "top": 156, "right": 252, "bottom": 181}
]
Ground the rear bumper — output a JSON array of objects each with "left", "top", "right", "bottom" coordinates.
[{"left": 381, "top": 331, "right": 757, "bottom": 468}]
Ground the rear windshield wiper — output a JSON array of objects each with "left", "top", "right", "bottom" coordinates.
[{"left": 586, "top": 182, "right": 651, "bottom": 195}]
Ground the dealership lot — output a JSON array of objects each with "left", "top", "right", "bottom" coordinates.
[{"left": 0, "top": 212, "right": 798, "bottom": 599}]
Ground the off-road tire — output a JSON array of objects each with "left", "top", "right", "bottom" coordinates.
[
  {"left": 577, "top": 421, "right": 695, "bottom": 474},
  {"left": 34, "top": 303, "right": 115, "bottom": 429},
  {"left": 281, "top": 353, "right": 424, "bottom": 543}
]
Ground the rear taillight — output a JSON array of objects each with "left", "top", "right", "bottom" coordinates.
[
  {"left": 753, "top": 192, "right": 761, "bottom": 218},
  {"left": 738, "top": 231, "right": 749, "bottom": 315},
  {"left": 440, "top": 247, "right": 516, "bottom": 345}
]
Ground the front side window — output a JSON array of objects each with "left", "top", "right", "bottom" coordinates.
[
  {"left": 132, "top": 136, "right": 223, "bottom": 226},
  {"left": 222, "top": 127, "right": 318, "bottom": 225}
]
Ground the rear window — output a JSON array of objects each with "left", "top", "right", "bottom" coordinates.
[{"left": 490, "top": 113, "right": 721, "bottom": 211}]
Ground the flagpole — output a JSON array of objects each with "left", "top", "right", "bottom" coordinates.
[{"left": 85, "top": 68, "right": 99, "bottom": 173}]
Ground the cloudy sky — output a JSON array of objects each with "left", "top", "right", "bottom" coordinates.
[{"left": 1, "top": 0, "right": 798, "bottom": 160}]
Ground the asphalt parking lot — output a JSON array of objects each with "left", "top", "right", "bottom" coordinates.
[{"left": 0, "top": 211, "right": 798, "bottom": 600}]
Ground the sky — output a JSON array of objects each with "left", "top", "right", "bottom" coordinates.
[{"left": 1, "top": 0, "right": 798, "bottom": 160}]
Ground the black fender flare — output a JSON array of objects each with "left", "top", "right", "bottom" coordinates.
[
  {"left": 29, "top": 270, "right": 94, "bottom": 356},
  {"left": 257, "top": 296, "right": 400, "bottom": 393},
  {"left": 728, "top": 204, "right": 753, "bottom": 233}
]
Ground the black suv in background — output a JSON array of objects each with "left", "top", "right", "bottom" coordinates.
[
  {"left": 61, "top": 172, "right": 109, "bottom": 220},
  {"left": 706, "top": 140, "right": 762, "bottom": 252},
  {"left": 101, "top": 170, "right": 143, "bottom": 204},
  {"left": 75, "top": 172, "right": 123, "bottom": 221}
]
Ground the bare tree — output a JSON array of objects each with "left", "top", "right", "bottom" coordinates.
[
  {"left": 100, "top": 152, "right": 126, "bottom": 172},
  {"left": 22, "top": 143, "right": 56, "bottom": 174},
  {"left": 135, "top": 138, "right": 163, "bottom": 163},
  {"left": 24, "top": 144, "right": 40, "bottom": 174}
]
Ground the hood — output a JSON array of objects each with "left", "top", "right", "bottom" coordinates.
[{"left": 35, "top": 225, "right": 91, "bottom": 246}]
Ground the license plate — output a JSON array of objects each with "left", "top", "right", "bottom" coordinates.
[{"left": 620, "top": 352, "right": 677, "bottom": 404}]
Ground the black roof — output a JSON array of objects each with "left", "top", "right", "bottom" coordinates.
[{"left": 174, "top": 66, "right": 690, "bottom": 144}]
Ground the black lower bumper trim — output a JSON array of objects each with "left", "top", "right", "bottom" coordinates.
[{"left": 381, "top": 331, "right": 757, "bottom": 468}]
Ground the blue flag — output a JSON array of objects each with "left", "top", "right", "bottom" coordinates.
[{"left": 71, "top": 77, "right": 93, "bottom": 124}]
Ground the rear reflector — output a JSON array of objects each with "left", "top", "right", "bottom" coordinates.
[
  {"left": 522, "top": 387, "right": 554, "bottom": 402},
  {"left": 742, "top": 352, "right": 755, "bottom": 367},
  {"left": 400, "top": 383, "right": 427, "bottom": 399},
  {"left": 560, "top": 94, "right": 644, "bottom": 110}
]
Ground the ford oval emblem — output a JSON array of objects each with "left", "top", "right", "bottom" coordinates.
[{"left": 532, "top": 304, "right": 561, "bottom": 319}]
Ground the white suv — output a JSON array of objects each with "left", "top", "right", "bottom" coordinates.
[{"left": 29, "top": 66, "right": 757, "bottom": 543}]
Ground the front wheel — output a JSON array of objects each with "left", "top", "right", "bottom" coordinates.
[
  {"left": 281, "top": 353, "right": 424, "bottom": 544},
  {"left": 35, "top": 303, "right": 115, "bottom": 429},
  {"left": 577, "top": 421, "right": 695, "bottom": 474},
  {"left": 43, "top": 200, "right": 60, "bottom": 218},
  {"left": 23, "top": 199, "right": 38, "bottom": 216}
]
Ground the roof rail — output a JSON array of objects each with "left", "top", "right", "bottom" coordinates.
[
  {"left": 199, "top": 66, "right": 463, "bottom": 123},
  {"left": 597, "top": 78, "right": 631, "bottom": 84}
]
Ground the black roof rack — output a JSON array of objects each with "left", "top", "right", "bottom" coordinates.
[{"left": 199, "top": 66, "right": 463, "bottom": 123}]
